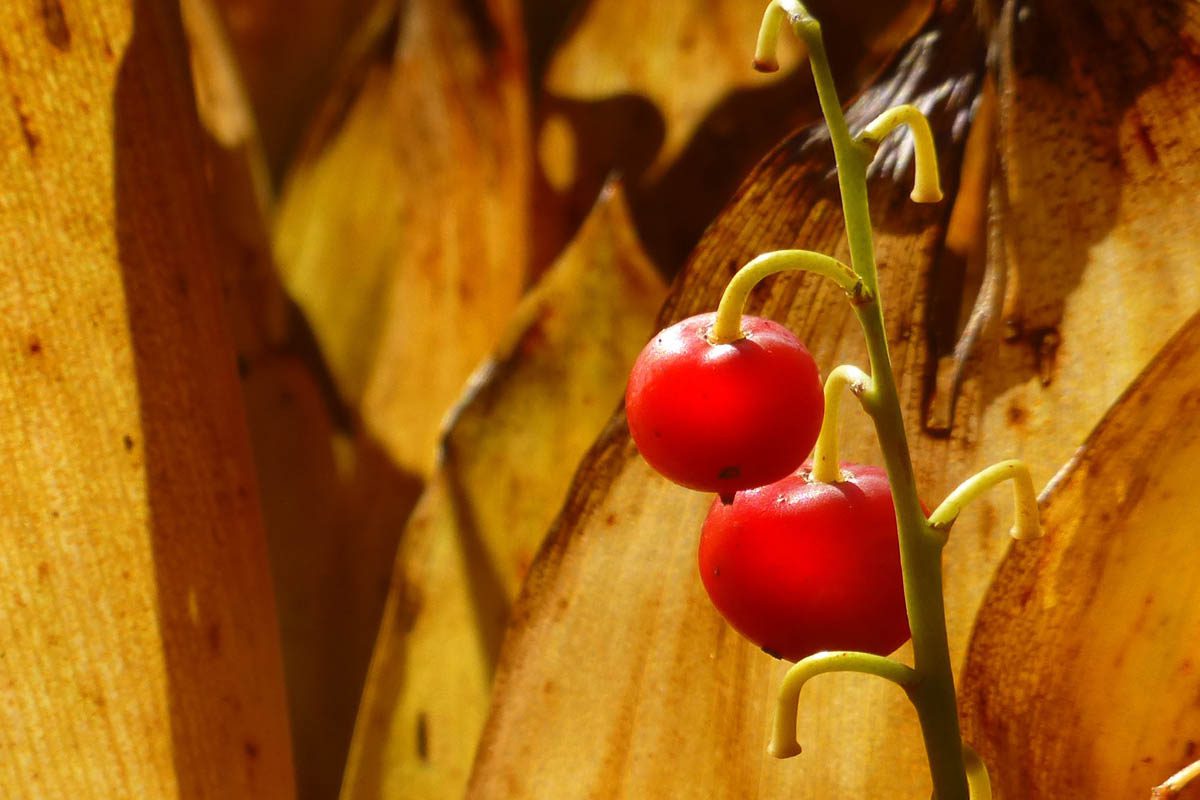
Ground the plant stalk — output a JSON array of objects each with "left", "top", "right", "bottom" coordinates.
[{"left": 782, "top": 6, "right": 970, "bottom": 798}]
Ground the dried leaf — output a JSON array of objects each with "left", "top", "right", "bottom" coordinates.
[
  {"left": 534, "top": 0, "right": 935, "bottom": 273},
  {"left": 960, "top": 311, "right": 1200, "bottom": 798},
  {"left": 274, "top": 0, "right": 531, "bottom": 477},
  {"left": 210, "top": 0, "right": 381, "bottom": 176},
  {"left": 544, "top": 0, "right": 803, "bottom": 174},
  {"left": 339, "top": 183, "right": 666, "bottom": 800},
  {"left": 469, "top": 0, "right": 1200, "bottom": 795},
  {"left": 179, "top": 4, "right": 422, "bottom": 796},
  {"left": 0, "top": 1, "right": 292, "bottom": 796},
  {"left": 547, "top": 0, "right": 937, "bottom": 175}
]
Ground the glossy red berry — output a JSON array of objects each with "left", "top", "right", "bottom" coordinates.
[
  {"left": 697, "top": 463, "right": 911, "bottom": 662},
  {"left": 625, "top": 312, "right": 824, "bottom": 495}
]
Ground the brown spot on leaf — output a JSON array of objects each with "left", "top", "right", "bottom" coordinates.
[
  {"left": 1006, "top": 401, "right": 1028, "bottom": 426},
  {"left": 14, "top": 101, "right": 38, "bottom": 156},
  {"left": 39, "top": 0, "right": 71, "bottom": 51},
  {"left": 1030, "top": 327, "right": 1061, "bottom": 386},
  {"left": 416, "top": 712, "right": 429, "bottom": 762}
]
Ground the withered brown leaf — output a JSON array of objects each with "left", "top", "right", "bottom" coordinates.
[
  {"left": 960, "top": 311, "right": 1200, "bottom": 798},
  {"left": 340, "top": 184, "right": 665, "bottom": 800},
  {"left": 274, "top": 0, "right": 531, "bottom": 478},
  {"left": 0, "top": 1, "right": 292, "bottom": 796}
]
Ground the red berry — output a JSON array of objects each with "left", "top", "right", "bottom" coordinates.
[
  {"left": 625, "top": 312, "right": 824, "bottom": 494},
  {"left": 697, "top": 463, "right": 911, "bottom": 662}
]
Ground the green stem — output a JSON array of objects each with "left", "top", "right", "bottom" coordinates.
[
  {"left": 709, "top": 249, "right": 862, "bottom": 344},
  {"left": 770, "top": 650, "right": 919, "bottom": 759},
  {"left": 809, "top": 365, "right": 870, "bottom": 484},
  {"left": 758, "top": 4, "right": 970, "bottom": 798}
]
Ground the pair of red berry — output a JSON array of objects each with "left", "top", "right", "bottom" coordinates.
[{"left": 625, "top": 312, "right": 910, "bottom": 662}]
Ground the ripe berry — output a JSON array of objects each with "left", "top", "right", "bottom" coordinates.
[
  {"left": 625, "top": 312, "right": 824, "bottom": 495},
  {"left": 697, "top": 463, "right": 911, "bottom": 662}
]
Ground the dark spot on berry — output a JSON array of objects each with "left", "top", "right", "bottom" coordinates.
[
  {"left": 604, "top": 514, "right": 617, "bottom": 526},
  {"left": 243, "top": 739, "right": 259, "bottom": 760},
  {"left": 1006, "top": 401, "right": 1027, "bottom": 426},
  {"left": 718, "top": 466, "right": 740, "bottom": 480},
  {"left": 236, "top": 355, "right": 250, "bottom": 377},
  {"left": 28, "top": 338, "right": 42, "bottom": 355},
  {"left": 762, "top": 646, "right": 783, "bottom": 660},
  {"left": 1186, "top": 740, "right": 1197, "bottom": 759},
  {"left": 122, "top": 434, "right": 134, "bottom": 451}
]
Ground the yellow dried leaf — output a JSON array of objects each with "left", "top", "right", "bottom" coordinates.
[
  {"left": 960, "top": 311, "right": 1200, "bottom": 798},
  {"left": 340, "top": 184, "right": 666, "bottom": 800},
  {"left": 274, "top": 0, "right": 531, "bottom": 477},
  {"left": 0, "top": 1, "right": 292, "bottom": 796}
]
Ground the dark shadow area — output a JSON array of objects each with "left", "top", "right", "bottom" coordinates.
[
  {"left": 441, "top": 443, "right": 514, "bottom": 677},
  {"left": 116, "top": 3, "right": 425, "bottom": 798},
  {"left": 114, "top": 1, "right": 294, "bottom": 796},
  {"left": 529, "top": 93, "right": 665, "bottom": 277},
  {"left": 526, "top": 0, "right": 936, "bottom": 281}
]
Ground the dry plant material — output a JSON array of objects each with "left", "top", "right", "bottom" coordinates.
[
  {"left": 210, "top": 0, "right": 380, "bottom": 176},
  {"left": 470, "top": 7, "right": 980, "bottom": 797},
  {"left": 544, "top": 0, "right": 807, "bottom": 175},
  {"left": 961, "top": 311, "right": 1200, "bottom": 798},
  {"left": 534, "top": 0, "right": 934, "bottom": 274},
  {"left": 274, "top": 0, "right": 531, "bottom": 477},
  {"left": 468, "top": 0, "right": 1200, "bottom": 795},
  {"left": 0, "top": 1, "right": 292, "bottom": 797},
  {"left": 340, "top": 185, "right": 666, "bottom": 800},
  {"left": 179, "top": 3, "right": 421, "bottom": 796}
]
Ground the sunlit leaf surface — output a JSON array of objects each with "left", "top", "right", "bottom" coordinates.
[
  {"left": 274, "top": 0, "right": 531, "bottom": 477},
  {"left": 960, "top": 311, "right": 1200, "bottom": 798},
  {"left": 0, "top": 1, "right": 293, "bottom": 796},
  {"left": 340, "top": 184, "right": 666, "bottom": 800}
]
